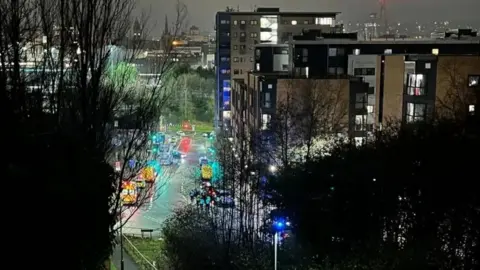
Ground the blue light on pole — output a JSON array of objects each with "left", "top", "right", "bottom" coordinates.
[
  {"left": 272, "top": 217, "right": 290, "bottom": 270},
  {"left": 273, "top": 219, "right": 286, "bottom": 232}
]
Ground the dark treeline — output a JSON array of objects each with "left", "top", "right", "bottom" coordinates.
[
  {"left": 2, "top": 0, "right": 187, "bottom": 269},
  {"left": 161, "top": 118, "right": 480, "bottom": 270}
]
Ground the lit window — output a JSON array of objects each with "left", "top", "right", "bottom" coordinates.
[
  {"left": 354, "top": 49, "right": 360, "bottom": 55},
  {"left": 354, "top": 137, "right": 365, "bottom": 146},
  {"left": 315, "top": 17, "right": 334, "bottom": 25},
  {"left": 240, "top": 20, "right": 246, "bottom": 24},
  {"left": 468, "top": 75, "right": 479, "bottom": 87},
  {"left": 291, "top": 20, "right": 297, "bottom": 25},
  {"left": 262, "top": 114, "right": 271, "bottom": 130},
  {"left": 268, "top": 84, "right": 273, "bottom": 89},
  {"left": 233, "top": 20, "right": 238, "bottom": 25},
  {"left": 367, "top": 105, "right": 374, "bottom": 113},
  {"left": 256, "top": 63, "right": 260, "bottom": 71},
  {"left": 406, "top": 74, "right": 426, "bottom": 96},
  {"left": 384, "top": 49, "right": 392, "bottom": 54},
  {"left": 432, "top": 48, "right": 439, "bottom": 55},
  {"left": 469, "top": 105, "right": 475, "bottom": 113},
  {"left": 355, "top": 115, "right": 366, "bottom": 131},
  {"left": 233, "top": 57, "right": 239, "bottom": 62},
  {"left": 406, "top": 103, "right": 427, "bottom": 123}
]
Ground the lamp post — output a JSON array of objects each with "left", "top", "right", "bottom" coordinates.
[
  {"left": 120, "top": 208, "right": 124, "bottom": 270},
  {"left": 272, "top": 218, "right": 290, "bottom": 270}
]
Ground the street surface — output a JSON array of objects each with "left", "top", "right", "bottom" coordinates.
[{"left": 122, "top": 135, "right": 207, "bottom": 236}]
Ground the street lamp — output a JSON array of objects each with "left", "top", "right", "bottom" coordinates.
[
  {"left": 269, "top": 165, "right": 277, "bottom": 173},
  {"left": 272, "top": 218, "right": 289, "bottom": 270}
]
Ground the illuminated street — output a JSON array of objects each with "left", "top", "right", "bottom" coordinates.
[{"left": 122, "top": 135, "right": 207, "bottom": 236}]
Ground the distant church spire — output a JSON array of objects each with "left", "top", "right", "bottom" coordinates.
[
  {"left": 133, "top": 18, "right": 141, "bottom": 39},
  {"left": 163, "top": 15, "right": 170, "bottom": 36}
]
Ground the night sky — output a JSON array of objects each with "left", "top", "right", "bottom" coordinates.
[{"left": 136, "top": 0, "right": 480, "bottom": 36}]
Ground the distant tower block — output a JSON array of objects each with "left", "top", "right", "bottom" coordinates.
[
  {"left": 379, "top": 0, "right": 388, "bottom": 35},
  {"left": 365, "top": 12, "right": 379, "bottom": 40}
]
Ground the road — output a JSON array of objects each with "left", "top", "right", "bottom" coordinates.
[{"left": 122, "top": 135, "right": 207, "bottom": 236}]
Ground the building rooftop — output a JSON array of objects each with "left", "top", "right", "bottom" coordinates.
[
  {"left": 217, "top": 11, "right": 340, "bottom": 17},
  {"left": 290, "top": 38, "right": 480, "bottom": 45}
]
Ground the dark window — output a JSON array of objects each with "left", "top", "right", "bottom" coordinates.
[
  {"left": 233, "top": 32, "right": 237, "bottom": 38},
  {"left": 406, "top": 74, "right": 426, "bottom": 96},
  {"left": 355, "top": 93, "right": 367, "bottom": 109},
  {"left": 233, "top": 45, "right": 238, "bottom": 50},
  {"left": 255, "top": 49, "right": 261, "bottom": 59},
  {"left": 406, "top": 103, "right": 427, "bottom": 123},
  {"left": 354, "top": 68, "right": 375, "bottom": 76},
  {"left": 233, "top": 69, "right": 240, "bottom": 75},
  {"left": 263, "top": 92, "right": 271, "bottom": 108}
]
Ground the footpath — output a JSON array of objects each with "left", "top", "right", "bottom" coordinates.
[{"left": 112, "top": 240, "right": 139, "bottom": 270}]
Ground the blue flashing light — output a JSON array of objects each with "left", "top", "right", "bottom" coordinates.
[{"left": 273, "top": 218, "right": 287, "bottom": 232}]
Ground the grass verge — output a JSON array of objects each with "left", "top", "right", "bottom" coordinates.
[
  {"left": 172, "top": 121, "right": 213, "bottom": 134},
  {"left": 123, "top": 236, "right": 165, "bottom": 270}
]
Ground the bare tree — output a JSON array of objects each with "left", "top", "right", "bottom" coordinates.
[
  {"left": 2, "top": 0, "right": 188, "bottom": 268},
  {"left": 436, "top": 57, "right": 480, "bottom": 120},
  {"left": 269, "top": 78, "right": 349, "bottom": 166}
]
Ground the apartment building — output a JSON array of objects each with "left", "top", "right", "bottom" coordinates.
[
  {"left": 231, "top": 32, "right": 480, "bottom": 149},
  {"left": 215, "top": 7, "right": 342, "bottom": 128},
  {"left": 289, "top": 37, "right": 480, "bottom": 140},
  {"left": 231, "top": 73, "right": 369, "bottom": 149}
]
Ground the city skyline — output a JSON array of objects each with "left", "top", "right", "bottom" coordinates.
[{"left": 137, "top": 0, "right": 480, "bottom": 35}]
